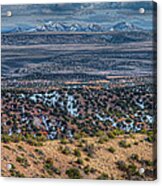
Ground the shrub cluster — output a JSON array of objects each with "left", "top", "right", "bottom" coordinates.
[{"left": 66, "top": 168, "right": 82, "bottom": 179}]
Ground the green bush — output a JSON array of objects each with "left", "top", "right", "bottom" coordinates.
[
  {"left": 1, "top": 134, "right": 11, "bottom": 143},
  {"left": 44, "top": 158, "right": 61, "bottom": 175},
  {"left": 36, "top": 134, "right": 47, "bottom": 142},
  {"left": 98, "top": 135, "right": 109, "bottom": 144},
  {"left": 116, "top": 161, "right": 138, "bottom": 177},
  {"left": 26, "top": 138, "right": 43, "bottom": 146},
  {"left": 77, "top": 141, "right": 83, "bottom": 148},
  {"left": 84, "top": 157, "right": 90, "bottom": 162},
  {"left": 83, "top": 165, "right": 91, "bottom": 175},
  {"left": 17, "top": 145, "right": 25, "bottom": 152},
  {"left": 97, "top": 173, "right": 109, "bottom": 180},
  {"left": 108, "top": 146, "right": 116, "bottom": 153},
  {"left": 74, "top": 133, "right": 82, "bottom": 140},
  {"left": 127, "top": 163, "right": 137, "bottom": 175},
  {"left": 147, "top": 131, "right": 154, "bottom": 136},
  {"left": 61, "top": 146, "right": 71, "bottom": 155},
  {"left": 140, "top": 129, "right": 147, "bottom": 134},
  {"left": 119, "top": 140, "right": 131, "bottom": 148},
  {"left": 144, "top": 160, "right": 154, "bottom": 167},
  {"left": 12, "top": 134, "right": 23, "bottom": 143},
  {"left": 113, "top": 129, "right": 124, "bottom": 136},
  {"left": 116, "top": 160, "right": 127, "bottom": 171},
  {"left": 34, "top": 148, "right": 44, "bottom": 156},
  {"left": 146, "top": 136, "right": 154, "bottom": 143},
  {"left": 95, "top": 130, "right": 105, "bottom": 137},
  {"left": 133, "top": 141, "right": 139, "bottom": 145},
  {"left": 130, "top": 154, "right": 139, "bottom": 161},
  {"left": 83, "top": 165, "right": 96, "bottom": 175},
  {"left": 129, "top": 134, "right": 135, "bottom": 139},
  {"left": 107, "top": 131, "right": 115, "bottom": 139},
  {"left": 1, "top": 134, "right": 23, "bottom": 143},
  {"left": 83, "top": 143, "right": 95, "bottom": 158},
  {"left": 74, "top": 148, "right": 81, "bottom": 157},
  {"left": 60, "top": 138, "right": 68, "bottom": 144},
  {"left": 3, "top": 145, "right": 11, "bottom": 150},
  {"left": 66, "top": 168, "right": 82, "bottom": 179},
  {"left": 16, "top": 156, "right": 30, "bottom": 168},
  {"left": 74, "top": 132, "right": 87, "bottom": 140},
  {"left": 76, "top": 158, "right": 84, "bottom": 165},
  {"left": 10, "top": 169, "right": 25, "bottom": 177}
]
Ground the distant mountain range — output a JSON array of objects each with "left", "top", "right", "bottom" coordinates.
[
  {"left": 109, "top": 22, "right": 139, "bottom": 32},
  {"left": 2, "top": 21, "right": 144, "bottom": 33}
]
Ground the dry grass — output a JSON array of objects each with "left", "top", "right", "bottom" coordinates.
[{"left": 1, "top": 134, "right": 156, "bottom": 180}]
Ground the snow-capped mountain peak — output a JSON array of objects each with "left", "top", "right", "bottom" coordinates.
[
  {"left": 70, "top": 23, "right": 83, "bottom": 31},
  {"left": 2, "top": 21, "right": 143, "bottom": 33},
  {"left": 109, "top": 21, "right": 139, "bottom": 32}
]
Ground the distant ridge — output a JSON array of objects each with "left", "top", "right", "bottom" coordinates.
[
  {"left": 109, "top": 21, "right": 142, "bottom": 32},
  {"left": 2, "top": 21, "right": 143, "bottom": 33}
]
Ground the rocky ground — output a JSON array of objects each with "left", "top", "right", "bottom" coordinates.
[{"left": 1, "top": 83, "right": 156, "bottom": 140}]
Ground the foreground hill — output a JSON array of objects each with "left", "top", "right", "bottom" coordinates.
[{"left": 1, "top": 133, "right": 156, "bottom": 180}]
